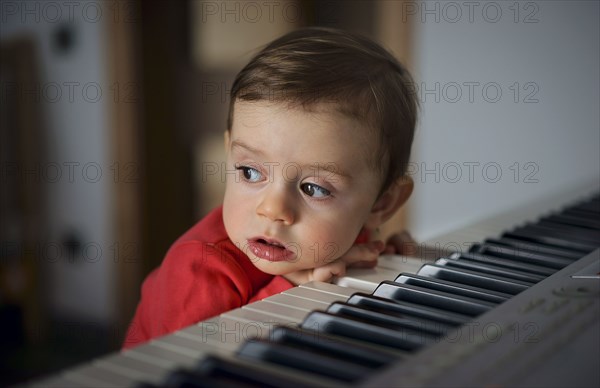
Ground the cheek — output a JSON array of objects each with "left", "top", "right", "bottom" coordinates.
[
  {"left": 300, "top": 219, "right": 360, "bottom": 265},
  {"left": 222, "top": 185, "right": 249, "bottom": 239}
]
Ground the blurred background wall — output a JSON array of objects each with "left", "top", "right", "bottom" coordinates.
[
  {"left": 1, "top": 0, "right": 121, "bottom": 381},
  {"left": 410, "top": 0, "right": 599, "bottom": 241},
  {"left": 0, "top": 0, "right": 598, "bottom": 384}
]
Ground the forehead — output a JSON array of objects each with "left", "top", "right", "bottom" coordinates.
[
  {"left": 230, "top": 101, "right": 379, "bottom": 170},
  {"left": 231, "top": 100, "right": 377, "bottom": 145}
]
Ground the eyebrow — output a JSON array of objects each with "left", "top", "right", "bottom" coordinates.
[
  {"left": 230, "top": 139, "right": 266, "bottom": 157},
  {"left": 231, "top": 139, "right": 351, "bottom": 180},
  {"left": 302, "top": 163, "right": 351, "bottom": 180}
]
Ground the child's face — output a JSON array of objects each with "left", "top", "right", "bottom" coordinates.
[{"left": 222, "top": 101, "right": 383, "bottom": 275}]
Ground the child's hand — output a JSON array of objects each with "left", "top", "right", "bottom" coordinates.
[
  {"left": 383, "top": 231, "right": 417, "bottom": 256},
  {"left": 282, "top": 240, "right": 385, "bottom": 286}
]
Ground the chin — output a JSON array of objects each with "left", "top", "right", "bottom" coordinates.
[{"left": 250, "top": 258, "right": 298, "bottom": 276}]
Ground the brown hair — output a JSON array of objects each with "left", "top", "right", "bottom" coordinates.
[{"left": 227, "top": 27, "right": 418, "bottom": 192}]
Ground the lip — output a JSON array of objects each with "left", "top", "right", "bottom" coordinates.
[{"left": 247, "top": 237, "right": 296, "bottom": 262}]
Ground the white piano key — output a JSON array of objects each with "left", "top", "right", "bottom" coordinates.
[
  {"left": 242, "top": 300, "right": 309, "bottom": 323},
  {"left": 335, "top": 255, "right": 433, "bottom": 293},
  {"left": 172, "top": 331, "right": 236, "bottom": 354},
  {"left": 93, "top": 353, "right": 169, "bottom": 385},
  {"left": 469, "top": 222, "right": 507, "bottom": 234},
  {"left": 126, "top": 343, "right": 198, "bottom": 369},
  {"left": 283, "top": 286, "right": 351, "bottom": 304},
  {"left": 222, "top": 306, "right": 299, "bottom": 326},
  {"left": 425, "top": 230, "right": 482, "bottom": 247},
  {"left": 63, "top": 363, "right": 137, "bottom": 387},
  {"left": 335, "top": 267, "right": 400, "bottom": 292},
  {"left": 29, "top": 375, "right": 88, "bottom": 388},
  {"left": 200, "top": 348, "right": 347, "bottom": 387},
  {"left": 478, "top": 216, "right": 523, "bottom": 231},
  {"left": 177, "top": 317, "right": 223, "bottom": 345},
  {"left": 299, "top": 280, "right": 361, "bottom": 297},
  {"left": 124, "top": 345, "right": 194, "bottom": 370},
  {"left": 152, "top": 334, "right": 217, "bottom": 358},
  {"left": 177, "top": 316, "right": 274, "bottom": 351},
  {"left": 263, "top": 293, "right": 330, "bottom": 311},
  {"left": 377, "top": 254, "right": 431, "bottom": 273}
]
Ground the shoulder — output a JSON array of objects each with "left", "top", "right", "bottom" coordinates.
[
  {"left": 161, "top": 206, "right": 245, "bottom": 277},
  {"left": 144, "top": 205, "right": 278, "bottom": 303},
  {"left": 175, "top": 206, "right": 229, "bottom": 246},
  {"left": 155, "top": 206, "right": 257, "bottom": 292}
]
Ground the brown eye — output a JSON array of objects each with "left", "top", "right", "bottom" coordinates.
[
  {"left": 236, "top": 166, "right": 262, "bottom": 182},
  {"left": 301, "top": 183, "right": 330, "bottom": 198}
]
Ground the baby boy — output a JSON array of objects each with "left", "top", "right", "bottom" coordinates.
[{"left": 124, "top": 26, "right": 418, "bottom": 348}]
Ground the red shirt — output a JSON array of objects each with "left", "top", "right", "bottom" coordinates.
[{"left": 122, "top": 206, "right": 294, "bottom": 349}]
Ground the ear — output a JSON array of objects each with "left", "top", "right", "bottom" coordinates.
[{"left": 365, "top": 176, "right": 413, "bottom": 229}]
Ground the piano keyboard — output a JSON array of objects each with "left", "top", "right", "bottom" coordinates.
[
  {"left": 29, "top": 187, "right": 600, "bottom": 387},
  {"left": 335, "top": 183, "right": 600, "bottom": 293}
]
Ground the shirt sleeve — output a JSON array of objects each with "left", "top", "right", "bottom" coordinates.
[
  {"left": 123, "top": 241, "right": 248, "bottom": 349},
  {"left": 249, "top": 275, "right": 294, "bottom": 302}
]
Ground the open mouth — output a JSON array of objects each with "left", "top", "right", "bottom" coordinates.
[
  {"left": 257, "top": 238, "right": 283, "bottom": 247},
  {"left": 247, "top": 237, "right": 295, "bottom": 262}
]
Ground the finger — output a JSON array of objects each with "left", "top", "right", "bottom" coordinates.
[
  {"left": 348, "top": 258, "right": 378, "bottom": 269},
  {"left": 387, "top": 231, "right": 418, "bottom": 256},
  {"left": 340, "top": 240, "right": 385, "bottom": 265},
  {"left": 383, "top": 244, "right": 396, "bottom": 254},
  {"left": 312, "top": 260, "right": 347, "bottom": 282},
  {"left": 394, "top": 230, "right": 415, "bottom": 244},
  {"left": 282, "top": 270, "right": 310, "bottom": 286}
]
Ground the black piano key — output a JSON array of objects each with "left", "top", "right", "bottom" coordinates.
[
  {"left": 162, "top": 369, "right": 236, "bottom": 388},
  {"left": 501, "top": 230, "right": 593, "bottom": 254},
  {"left": 267, "top": 326, "right": 399, "bottom": 368},
  {"left": 472, "top": 241, "right": 576, "bottom": 268},
  {"left": 346, "top": 293, "right": 470, "bottom": 326},
  {"left": 541, "top": 214, "right": 600, "bottom": 230},
  {"left": 237, "top": 339, "right": 371, "bottom": 382},
  {"left": 163, "top": 356, "right": 303, "bottom": 388},
  {"left": 372, "top": 281, "right": 495, "bottom": 316},
  {"left": 417, "top": 263, "right": 530, "bottom": 295},
  {"left": 301, "top": 311, "right": 435, "bottom": 351},
  {"left": 394, "top": 273, "right": 511, "bottom": 304},
  {"left": 162, "top": 369, "right": 255, "bottom": 388},
  {"left": 563, "top": 207, "right": 600, "bottom": 220},
  {"left": 437, "top": 256, "right": 544, "bottom": 283},
  {"left": 448, "top": 252, "right": 557, "bottom": 277},
  {"left": 534, "top": 220, "right": 600, "bottom": 241},
  {"left": 510, "top": 225, "right": 599, "bottom": 250},
  {"left": 327, "top": 302, "right": 451, "bottom": 336},
  {"left": 485, "top": 237, "right": 583, "bottom": 260},
  {"left": 569, "top": 198, "right": 600, "bottom": 214}
]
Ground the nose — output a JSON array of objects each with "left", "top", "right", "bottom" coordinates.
[{"left": 256, "top": 185, "right": 295, "bottom": 225}]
